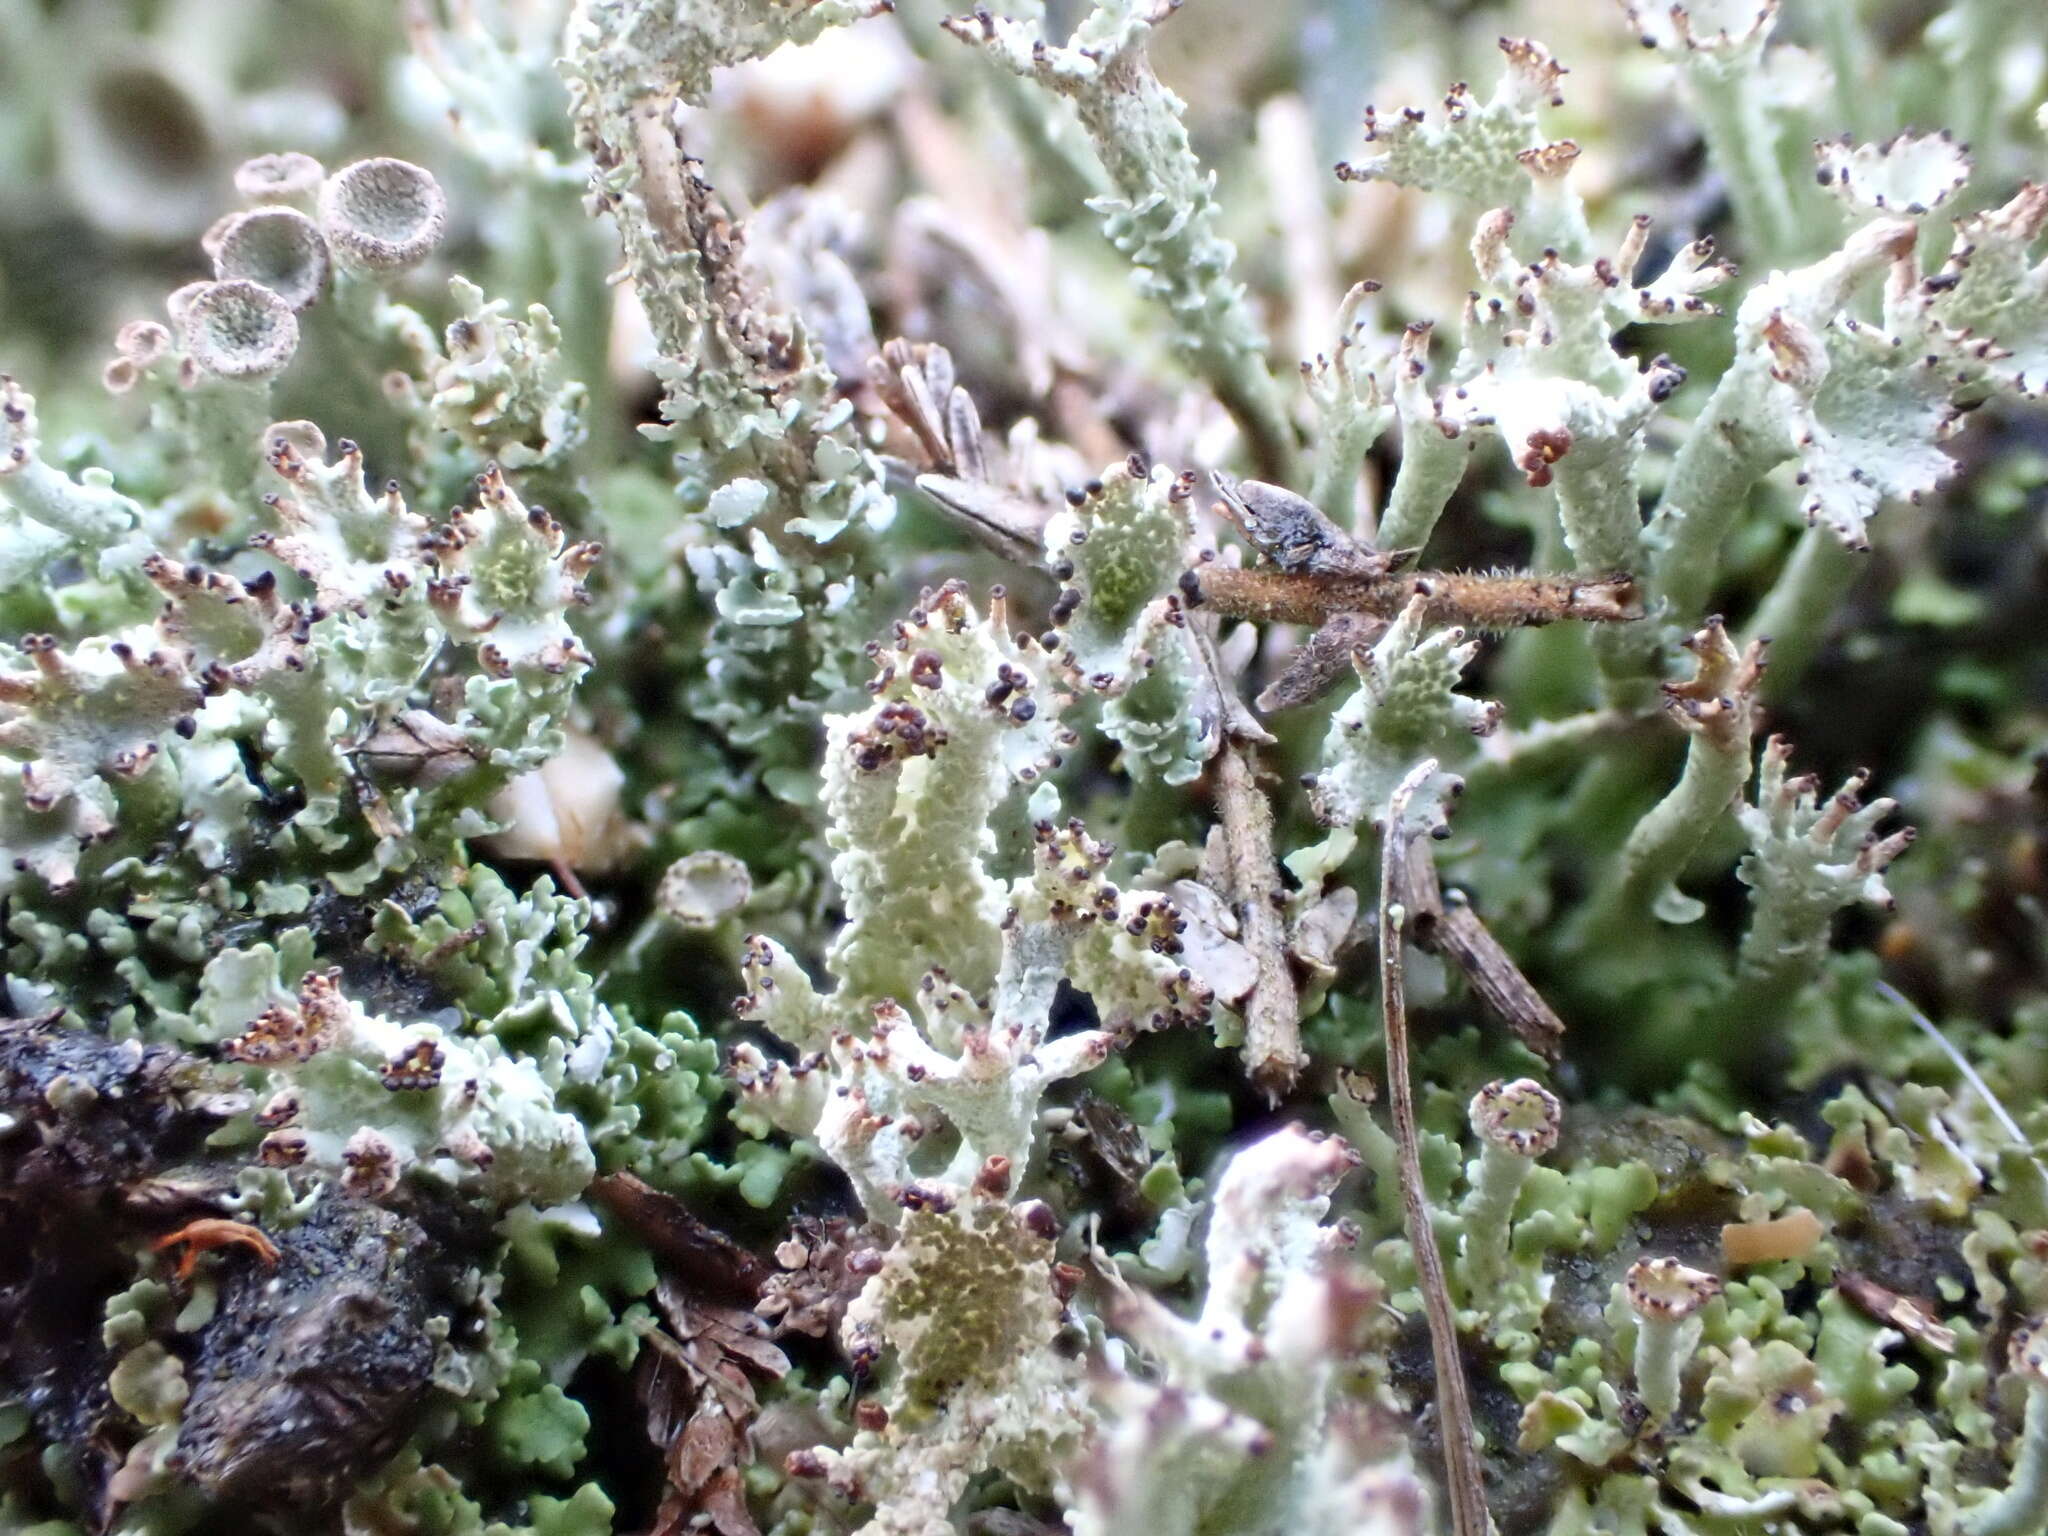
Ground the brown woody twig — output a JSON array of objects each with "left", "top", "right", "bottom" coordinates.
[{"left": 1381, "top": 760, "right": 1492, "bottom": 1536}]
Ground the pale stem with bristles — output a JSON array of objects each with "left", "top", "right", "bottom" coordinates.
[
  {"left": 185, "top": 377, "right": 280, "bottom": 498},
  {"left": 1607, "top": 737, "right": 1749, "bottom": 920},
  {"left": 1072, "top": 56, "right": 1297, "bottom": 484},
  {"left": 173, "top": 282, "right": 302, "bottom": 494},
  {"left": 1634, "top": 1310, "right": 1699, "bottom": 1425},
  {"left": 1306, "top": 411, "right": 1380, "bottom": 537}
]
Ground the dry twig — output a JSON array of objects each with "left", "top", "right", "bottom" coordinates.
[
  {"left": 1192, "top": 477, "right": 1637, "bottom": 711},
  {"left": 1381, "top": 760, "right": 1492, "bottom": 1536},
  {"left": 1390, "top": 832, "right": 1564, "bottom": 1063},
  {"left": 1215, "top": 738, "right": 1304, "bottom": 1098}
]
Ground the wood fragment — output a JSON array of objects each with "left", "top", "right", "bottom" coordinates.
[
  {"left": 592, "top": 1172, "right": 771, "bottom": 1304},
  {"left": 871, "top": 338, "right": 1051, "bottom": 564},
  {"left": 1380, "top": 761, "right": 1493, "bottom": 1536},
  {"left": 1388, "top": 816, "right": 1448, "bottom": 939},
  {"left": 1835, "top": 1270, "right": 1958, "bottom": 1355},
  {"left": 1216, "top": 738, "right": 1304, "bottom": 1100},
  {"left": 1255, "top": 610, "right": 1387, "bottom": 714},
  {"left": 1433, "top": 895, "right": 1566, "bottom": 1062},
  {"left": 913, "top": 473, "right": 1050, "bottom": 565},
  {"left": 1391, "top": 833, "right": 1565, "bottom": 1062}
]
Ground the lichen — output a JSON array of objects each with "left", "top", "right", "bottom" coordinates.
[{"left": 3, "top": 1, "right": 2048, "bottom": 1533}]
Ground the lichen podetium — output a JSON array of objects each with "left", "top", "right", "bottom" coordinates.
[{"left": 2, "top": 1, "right": 2048, "bottom": 1532}]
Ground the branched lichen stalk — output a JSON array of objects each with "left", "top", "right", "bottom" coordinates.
[
  {"left": 560, "top": 0, "right": 890, "bottom": 519},
  {"left": 1589, "top": 619, "right": 1766, "bottom": 930},
  {"left": 1301, "top": 283, "right": 1389, "bottom": 530},
  {"left": 947, "top": 0, "right": 1298, "bottom": 480},
  {"left": 1725, "top": 736, "right": 1914, "bottom": 1035},
  {"left": 1625, "top": 0, "right": 1806, "bottom": 266},
  {"left": 1646, "top": 214, "right": 1923, "bottom": 627},
  {"left": 1374, "top": 322, "right": 1471, "bottom": 555}
]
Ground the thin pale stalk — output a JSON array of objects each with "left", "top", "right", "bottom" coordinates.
[
  {"left": 1688, "top": 66, "right": 1803, "bottom": 266},
  {"left": 1464, "top": 711, "right": 1644, "bottom": 788},
  {"left": 1376, "top": 419, "right": 1468, "bottom": 555},
  {"left": 1647, "top": 373, "right": 1785, "bottom": 624},
  {"left": 1746, "top": 525, "right": 1861, "bottom": 699},
  {"left": 1588, "top": 621, "right": 1764, "bottom": 935},
  {"left": 1308, "top": 407, "right": 1382, "bottom": 537},
  {"left": 1587, "top": 733, "right": 1745, "bottom": 935},
  {"left": 1815, "top": 0, "right": 1876, "bottom": 142},
  {"left": 1960, "top": 1383, "right": 2048, "bottom": 1536},
  {"left": 1933, "top": 0, "right": 2003, "bottom": 173}
]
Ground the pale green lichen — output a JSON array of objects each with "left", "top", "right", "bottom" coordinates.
[
  {"left": 1303, "top": 594, "right": 1501, "bottom": 831},
  {"left": 4, "top": 1, "right": 2048, "bottom": 1533},
  {"left": 945, "top": 0, "right": 1297, "bottom": 478},
  {"left": 1044, "top": 457, "right": 1214, "bottom": 784},
  {"left": 1458, "top": 1077, "right": 1561, "bottom": 1302},
  {"left": 1593, "top": 617, "right": 1768, "bottom": 928},
  {"left": 1734, "top": 735, "right": 1915, "bottom": 1010},
  {"left": 1078, "top": 1124, "right": 1425, "bottom": 1536},
  {"left": 1338, "top": 37, "right": 1591, "bottom": 260},
  {"left": 798, "top": 1189, "right": 1091, "bottom": 1535}
]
